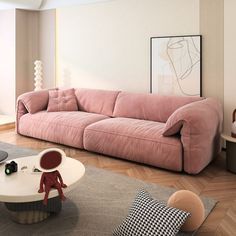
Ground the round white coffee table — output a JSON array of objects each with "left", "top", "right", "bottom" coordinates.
[{"left": 0, "top": 155, "right": 85, "bottom": 224}]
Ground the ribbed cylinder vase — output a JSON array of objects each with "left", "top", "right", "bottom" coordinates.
[{"left": 34, "top": 60, "right": 43, "bottom": 91}]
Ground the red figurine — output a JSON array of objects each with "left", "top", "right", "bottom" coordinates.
[{"left": 37, "top": 148, "right": 67, "bottom": 205}]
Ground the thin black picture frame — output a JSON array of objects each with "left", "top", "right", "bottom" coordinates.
[{"left": 150, "top": 35, "right": 202, "bottom": 96}]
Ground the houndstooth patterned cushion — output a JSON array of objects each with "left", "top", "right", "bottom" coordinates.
[{"left": 113, "top": 189, "right": 190, "bottom": 236}]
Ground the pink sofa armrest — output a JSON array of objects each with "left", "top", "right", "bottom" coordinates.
[
  {"left": 163, "top": 98, "right": 223, "bottom": 174},
  {"left": 16, "top": 90, "right": 49, "bottom": 133}
]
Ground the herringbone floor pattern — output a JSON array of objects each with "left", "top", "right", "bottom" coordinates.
[{"left": 0, "top": 127, "right": 236, "bottom": 235}]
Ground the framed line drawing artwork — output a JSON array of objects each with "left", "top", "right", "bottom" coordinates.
[{"left": 150, "top": 35, "right": 202, "bottom": 96}]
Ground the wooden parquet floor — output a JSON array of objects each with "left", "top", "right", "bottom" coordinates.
[{"left": 0, "top": 128, "right": 236, "bottom": 236}]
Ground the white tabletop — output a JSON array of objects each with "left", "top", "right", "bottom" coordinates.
[
  {"left": 221, "top": 133, "right": 236, "bottom": 143},
  {"left": 0, "top": 155, "right": 85, "bottom": 203}
]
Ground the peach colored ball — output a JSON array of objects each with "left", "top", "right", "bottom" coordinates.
[{"left": 167, "top": 190, "right": 205, "bottom": 232}]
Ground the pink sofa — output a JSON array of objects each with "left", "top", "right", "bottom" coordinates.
[{"left": 16, "top": 88, "right": 223, "bottom": 174}]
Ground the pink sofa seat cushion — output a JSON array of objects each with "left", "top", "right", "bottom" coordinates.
[
  {"left": 113, "top": 92, "right": 203, "bottom": 123},
  {"left": 75, "top": 88, "right": 120, "bottom": 116},
  {"left": 18, "top": 111, "right": 109, "bottom": 149},
  {"left": 84, "top": 118, "right": 183, "bottom": 171},
  {"left": 47, "top": 88, "right": 78, "bottom": 112}
]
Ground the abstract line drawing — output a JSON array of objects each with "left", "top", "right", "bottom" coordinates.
[{"left": 151, "top": 35, "right": 202, "bottom": 96}]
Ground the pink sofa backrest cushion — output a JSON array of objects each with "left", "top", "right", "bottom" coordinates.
[
  {"left": 75, "top": 88, "right": 120, "bottom": 116},
  {"left": 47, "top": 88, "right": 78, "bottom": 112},
  {"left": 113, "top": 92, "right": 204, "bottom": 123}
]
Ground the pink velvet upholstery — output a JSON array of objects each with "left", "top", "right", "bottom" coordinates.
[
  {"left": 16, "top": 88, "right": 223, "bottom": 174},
  {"left": 113, "top": 92, "right": 203, "bottom": 122},
  {"left": 16, "top": 90, "right": 49, "bottom": 134},
  {"left": 47, "top": 88, "right": 78, "bottom": 112},
  {"left": 16, "top": 98, "right": 28, "bottom": 134},
  {"left": 163, "top": 98, "right": 223, "bottom": 174},
  {"left": 84, "top": 118, "right": 183, "bottom": 171},
  {"left": 18, "top": 111, "right": 108, "bottom": 148},
  {"left": 75, "top": 88, "right": 120, "bottom": 116},
  {"left": 17, "top": 90, "right": 49, "bottom": 114}
]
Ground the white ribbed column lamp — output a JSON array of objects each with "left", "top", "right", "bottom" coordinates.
[{"left": 34, "top": 60, "right": 43, "bottom": 91}]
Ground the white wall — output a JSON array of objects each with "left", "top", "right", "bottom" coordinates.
[
  {"left": 224, "top": 0, "right": 236, "bottom": 134},
  {"left": 0, "top": 0, "right": 42, "bottom": 10},
  {"left": 56, "top": 0, "right": 199, "bottom": 92},
  {"left": 0, "top": 10, "right": 15, "bottom": 115},
  {"left": 41, "top": 0, "right": 113, "bottom": 9}
]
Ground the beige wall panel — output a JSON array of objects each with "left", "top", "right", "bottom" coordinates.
[
  {"left": 39, "top": 9, "right": 56, "bottom": 89},
  {"left": 200, "top": 0, "right": 224, "bottom": 103},
  {"left": 15, "top": 9, "right": 39, "bottom": 97},
  {"left": 224, "top": 0, "right": 236, "bottom": 134},
  {"left": 56, "top": 0, "right": 199, "bottom": 92}
]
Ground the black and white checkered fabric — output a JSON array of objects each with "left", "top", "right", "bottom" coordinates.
[{"left": 113, "top": 189, "right": 190, "bottom": 236}]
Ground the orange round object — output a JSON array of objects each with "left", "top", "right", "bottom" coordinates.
[{"left": 167, "top": 190, "right": 205, "bottom": 232}]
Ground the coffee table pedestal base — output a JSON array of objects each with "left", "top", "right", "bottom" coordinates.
[
  {"left": 5, "top": 196, "right": 62, "bottom": 224},
  {"left": 8, "top": 210, "right": 50, "bottom": 224}
]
